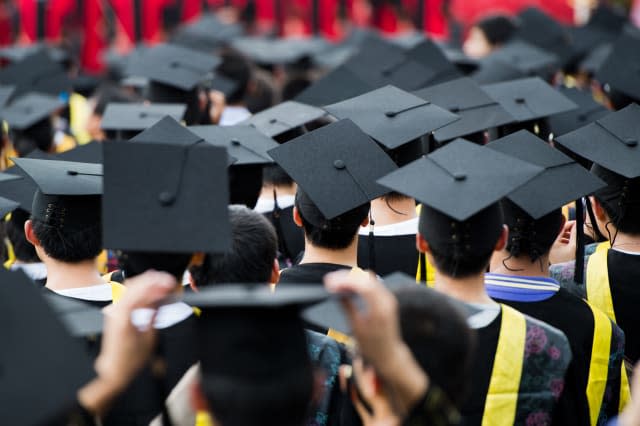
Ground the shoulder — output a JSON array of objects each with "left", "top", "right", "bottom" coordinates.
[
  {"left": 550, "top": 259, "right": 589, "bottom": 299},
  {"left": 521, "top": 314, "right": 572, "bottom": 370}
]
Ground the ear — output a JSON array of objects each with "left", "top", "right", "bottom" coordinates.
[
  {"left": 591, "top": 196, "right": 608, "bottom": 221},
  {"left": 415, "top": 233, "right": 429, "bottom": 253},
  {"left": 270, "top": 259, "right": 280, "bottom": 284},
  {"left": 360, "top": 215, "right": 370, "bottom": 228},
  {"left": 24, "top": 220, "right": 40, "bottom": 247},
  {"left": 494, "top": 225, "right": 509, "bottom": 252},
  {"left": 293, "top": 206, "right": 303, "bottom": 227},
  {"left": 188, "top": 271, "right": 198, "bottom": 293}
]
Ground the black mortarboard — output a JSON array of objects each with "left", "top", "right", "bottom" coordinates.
[
  {"left": 471, "top": 56, "right": 526, "bottom": 85},
  {"left": 171, "top": 14, "right": 243, "bottom": 51},
  {"left": 378, "top": 138, "right": 543, "bottom": 221},
  {"left": 0, "top": 172, "right": 34, "bottom": 213},
  {"left": 0, "top": 44, "right": 70, "bottom": 65},
  {"left": 56, "top": 142, "right": 103, "bottom": 164},
  {"left": 515, "top": 7, "right": 573, "bottom": 66},
  {"left": 546, "top": 87, "right": 609, "bottom": 137},
  {"left": 101, "top": 103, "right": 187, "bottom": 134},
  {"left": 129, "top": 115, "right": 202, "bottom": 145},
  {"left": 125, "top": 44, "right": 221, "bottom": 91},
  {"left": 595, "top": 31, "right": 640, "bottom": 102},
  {"left": 474, "top": 40, "right": 558, "bottom": 83},
  {"left": 1, "top": 93, "right": 65, "bottom": 131},
  {"left": 230, "top": 37, "right": 330, "bottom": 66},
  {"left": 413, "top": 77, "right": 514, "bottom": 142},
  {"left": 268, "top": 119, "right": 398, "bottom": 221},
  {"left": 11, "top": 157, "right": 102, "bottom": 229},
  {"left": 0, "top": 85, "right": 14, "bottom": 109},
  {"left": 0, "top": 195, "right": 19, "bottom": 217},
  {"left": 579, "top": 43, "right": 612, "bottom": 75},
  {"left": 183, "top": 284, "right": 326, "bottom": 422},
  {"left": 404, "top": 39, "right": 462, "bottom": 84},
  {"left": 0, "top": 50, "right": 71, "bottom": 98},
  {"left": 295, "top": 64, "right": 376, "bottom": 106},
  {"left": 555, "top": 103, "right": 640, "bottom": 179},
  {"left": 324, "top": 85, "right": 459, "bottom": 150},
  {"left": 0, "top": 269, "right": 94, "bottom": 425},
  {"left": 239, "top": 101, "right": 326, "bottom": 138},
  {"left": 103, "top": 140, "right": 231, "bottom": 253},
  {"left": 188, "top": 125, "right": 277, "bottom": 165},
  {"left": 486, "top": 130, "right": 606, "bottom": 218},
  {"left": 43, "top": 293, "right": 104, "bottom": 337},
  {"left": 482, "top": 77, "right": 577, "bottom": 123}
]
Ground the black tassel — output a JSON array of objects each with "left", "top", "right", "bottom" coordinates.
[
  {"left": 585, "top": 197, "right": 606, "bottom": 242},
  {"left": 419, "top": 252, "right": 427, "bottom": 283},
  {"left": 575, "top": 199, "right": 585, "bottom": 285},
  {"left": 368, "top": 213, "right": 376, "bottom": 271}
]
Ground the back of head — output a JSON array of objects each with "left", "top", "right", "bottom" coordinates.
[
  {"left": 396, "top": 286, "right": 475, "bottom": 407},
  {"left": 190, "top": 205, "right": 277, "bottom": 286},
  {"left": 501, "top": 199, "right": 563, "bottom": 262},
  {"left": 6, "top": 208, "right": 39, "bottom": 263},
  {"left": 12, "top": 119, "right": 54, "bottom": 156},
  {"left": 593, "top": 164, "right": 640, "bottom": 236},
  {"left": 31, "top": 191, "right": 102, "bottom": 263},
  {"left": 262, "top": 164, "right": 294, "bottom": 187},
  {"left": 229, "top": 164, "right": 263, "bottom": 208},
  {"left": 217, "top": 49, "right": 252, "bottom": 105},
  {"left": 295, "top": 189, "right": 370, "bottom": 250},
  {"left": 476, "top": 15, "right": 518, "bottom": 46},
  {"left": 419, "top": 203, "right": 503, "bottom": 278}
]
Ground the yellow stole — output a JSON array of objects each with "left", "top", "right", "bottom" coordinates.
[
  {"left": 482, "top": 305, "right": 526, "bottom": 426},
  {"left": 586, "top": 242, "right": 630, "bottom": 413}
]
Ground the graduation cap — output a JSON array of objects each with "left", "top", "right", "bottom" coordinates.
[
  {"left": 171, "top": 14, "right": 244, "bottom": 51},
  {"left": 188, "top": 125, "right": 277, "bottom": 165},
  {"left": 486, "top": 130, "right": 606, "bottom": 218},
  {"left": 567, "top": 6, "right": 626, "bottom": 63},
  {"left": 182, "top": 284, "right": 327, "bottom": 423},
  {"left": 11, "top": 157, "right": 102, "bottom": 228},
  {"left": 547, "top": 87, "right": 609, "bottom": 138},
  {"left": 413, "top": 77, "right": 514, "bottom": 142},
  {"left": 55, "top": 142, "right": 103, "bottom": 164},
  {"left": 0, "top": 44, "right": 70, "bottom": 65},
  {"left": 595, "top": 31, "right": 640, "bottom": 102},
  {"left": 239, "top": 101, "right": 326, "bottom": 138},
  {"left": 125, "top": 44, "right": 221, "bottom": 91},
  {"left": 482, "top": 77, "right": 577, "bottom": 123},
  {"left": 0, "top": 93, "right": 66, "bottom": 131},
  {"left": 0, "top": 172, "right": 34, "bottom": 213},
  {"left": 0, "top": 50, "right": 71, "bottom": 98},
  {"left": 471, "top": 57, "right": 526, "bottom": 85},
  {"left": 230, "top": 37, "right": 331, "bottom": 66},
  {"left": 101, "top": 103, "right": 187, "bottom": 135},
  {"left": 515, "top": 7, "right": 573, "bottom": 66},
  {"left": 129, "top": 115, "right": 201, "bottom": 145},
  {"left": 324, "top": 85, "right": 459, "bottom": 150},
  {"left": 378, "top": 138, "right": 543, "bottom": 221},
  {"left": 295, "top": 64, "right": 377, "bottom": 106},
  {"left": 43, "top": 293, "right": 104, "bottom": 337},
  {"left": 474, "top": 40, "right": 558, "bottom": 83},
  {"left": 578, "top": 43, "right": 612, "bottom": 75},
  {"left": 103, "top": 139, "right": 231, "bottom": 254},
  {"left": 267, "top": 119, "right": 398, "bottom": 221},
  {"left": 404, "top": 39, "right": 462, "bottom": 84},
  {"left": 0, "top": 173, "right": 21, "bottom": 216},
  {"left": 555, "top": 103, "right": 640, "bottom": 179},
  {"left": 0, "top": 85, "right": 14, "bottom": 109},
  {"left": 0, "top": 269, "right": 94, "bottom": 425}
]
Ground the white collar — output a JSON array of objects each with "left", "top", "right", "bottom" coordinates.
[
  {"left": 131, "top": 302, "right": 194, "bottom": 330},
  {"left": 219, "top": 106, "right": 252, "bottom": 126},
  {"left": 254, "top": 194, "right": 296, "bottom": 214},
  {"left": 52, "top": 283, "right": 112, "bottom": 301},
  {"left": 358, "top": 217, "right": 419, "bottom": 236},
  {"left": 465, "top": 303, "right": 501, "bottom": 329},
  {"left": 10, "top": 262, "right": 47, "bottom": 280}
]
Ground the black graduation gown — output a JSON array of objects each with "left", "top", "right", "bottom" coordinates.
[
  {"left": 278, "top": 263, "right": 351, "bottom": 285},
  {"left": 263, "top": 205, "right": 305, "bottom": 266},
  {"left": 493, "top": 288, "right": 622, "bottom": 425},
  {"left": 357, "top": 234, "right": 418, "bottom": 276},
  {"left": 41, "top": 287, "right": 112, "bottom": 309},
  {"left": 608, "top": 250, "right": 640, "bottom": 364}
]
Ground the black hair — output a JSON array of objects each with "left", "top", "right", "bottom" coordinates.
[
  {"left": 501, "top": 200, "right": 563, "bottom": 262},
  {"left": 281, "top": 77, "right": 312, "bottom": 102},
  {"left": 11, "top": 119, "right": 54, "bottom": 156},
  {"left": 396, "top": 287, "right": 475, "bottom": 407},
  {"left": 217, "top": 50, "right": 252, "bottom": 105},
  {"left": 429, "top": 243, "right": 494, "bottom": 279},
  {"left": 31, "top": 218, "right": 102, "bottom": 263},
  {"left": 245, "top": 72, "right": 275, "bottom": 114},
  {"left": 6, "top": 208, "right": 39, "bottom": 263},
  {"left": 295, "top": 191, "right": 370, "bottom": 250},
  {"left": 476, "top": 14, "right": 518, "bottom": 46},
  {"left": 262, "top": 164, "right": 294, "bottom": 187},
  {"left": 593, "top": 165, "right": 640, "bottom": 236},
  {"left": 190, "top": 206, "right": 278, "bottom": 286},
  {"left": 117, "top": 251, "right": 192, "bottom": 282},
  {"left": 229, "top": 164, "right": 263, "bottom": 209}
]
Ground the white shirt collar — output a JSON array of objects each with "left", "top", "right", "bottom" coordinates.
[
  {"left": 219, "top": 106, "right": 252, "bottom": 126},
  {"left": 52, "top": 283, "right": 112, "bottom": 301},
  {"left": 358, "top": 217, "right": 419, "bottom": 236},
  {"left": 254, "top": 194, "right": 296, "bottom": 214}
]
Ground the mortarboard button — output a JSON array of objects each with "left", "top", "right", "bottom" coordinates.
[{"left": 333, "top": 160, "right": 346, "bottom": 169}]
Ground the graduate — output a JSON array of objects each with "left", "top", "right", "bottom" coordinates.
[
  {"left": 379, "top": 139, "right": 572, "bottom": 425},
  {"left": 485, "top": 130, "right": 627, "bottom": 424},
  {"left": 552, "top": 104, "right": 640, "bottom": 366},
  {"left": 11, "top": 157, "right": 119, "bottom": 307},
  {"left": 268, "top": 119, "right": 397, "bottom": 284},
  {"left": 462, "top": 14, "right": 518, "bottom": 59}
]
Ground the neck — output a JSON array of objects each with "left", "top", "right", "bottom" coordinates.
[
  {"left": 44, "top": 258, "right": 104, "bottom": 291},
  {"left": 610, "top": 232, "right": 640, "bottom": 253},
  {"left": 434, "top": 270, "right": 494, "bottom": 304},
  {"left": 259, "top": 183, "right": 297, "bottom": 199},
  {"left": 489, "top": 250, "right": 550, "bottom": 277},
  {"left": 300, "top": 235, "right": 359, "bottom": 268},
  {"left": 370, "top": 196, "right": 417, "bottom": 227}
]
